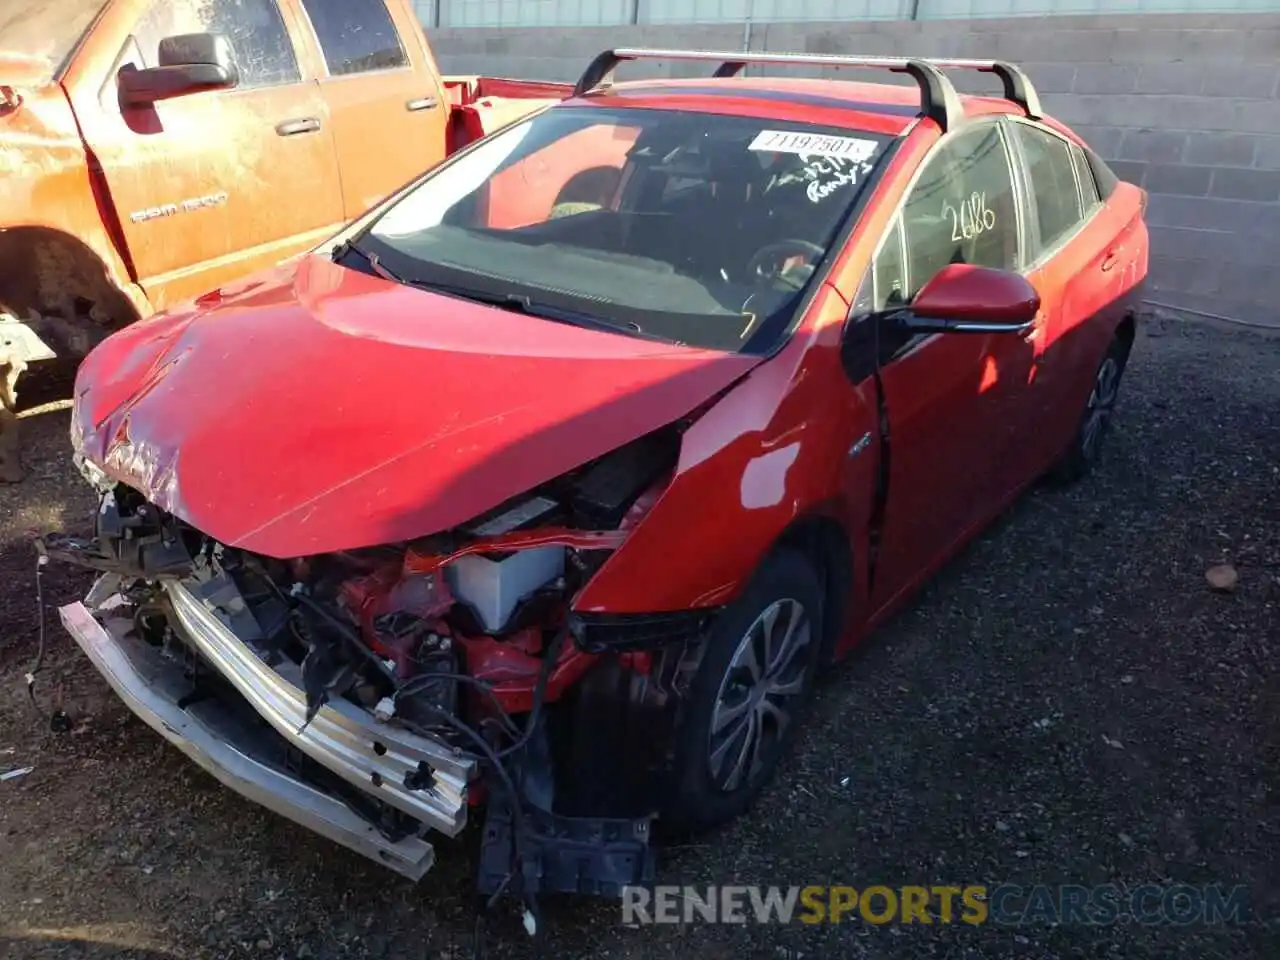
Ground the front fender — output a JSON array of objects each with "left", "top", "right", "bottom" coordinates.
[{"left": 573, "top": 288, "right": 876, "bottom": 615}]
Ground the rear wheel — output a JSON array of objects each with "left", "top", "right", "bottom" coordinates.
[
  {"left": 664, "top": 549, "right": 824, "bottom": 832},
  {"left": 1050, "top": 333, "right": 1131, "bottom": 484}
]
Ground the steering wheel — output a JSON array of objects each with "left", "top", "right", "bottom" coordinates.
[{"left": 746, "top": 239, "right": 825, "bottom": 288}]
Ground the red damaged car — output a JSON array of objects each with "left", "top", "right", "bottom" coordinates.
[{"left": 48, "top": 49, "right": 1148, "bottom": 907}]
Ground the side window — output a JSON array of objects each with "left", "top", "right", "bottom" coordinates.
[
  {"left": 899, "top": 123, "right": 1020, "bottom": 301},
  {"left": 300, "top": 0, "right": 408, "bottom": 76},
  {"left": 134, "top": 0, "right": 299, "bottom": 89},
  {"left": 848, "top": 214, "right": 910, "bottom": 368},
  {"left": 872, "top": 217, "right": 907, "bottom": 311},
  {"left": 1015, "top": 123, "right": 1084, "bottom": 255},
  {"left": 1072, "top": 142, "right": 1102, "bottom": 211}
]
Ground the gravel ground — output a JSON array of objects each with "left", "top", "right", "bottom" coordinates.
[{"left": 0, "top": 316, "right": 1276, "bottom": 960}]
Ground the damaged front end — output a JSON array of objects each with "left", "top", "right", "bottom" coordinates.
[{"left": 45, "top": 429, "right": 716, "bottom": 903}]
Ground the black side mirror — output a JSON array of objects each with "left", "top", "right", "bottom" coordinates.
[
  {"left": 893, "top": 263, "right": 1039, "bottom": 335},
  {"left": 118, "top": 33, "right": 239, "bottom": 107}
]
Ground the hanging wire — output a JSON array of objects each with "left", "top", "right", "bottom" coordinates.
[{"left": 1143, "top": 298, "right": 1280, "bottom": 332}]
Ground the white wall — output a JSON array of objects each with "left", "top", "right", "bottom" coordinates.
[
  {"left": 430, "top": 0, "right": 1278, "bottom": 25},
  {"left": 917, "top": 0, "right": 1277, "bottom": 14},
  {"left": 645, "top": 0, "right": 907, "bottom": 23},
  {"left": 436, "top": 0, "right": 630, "bottom": 26}
]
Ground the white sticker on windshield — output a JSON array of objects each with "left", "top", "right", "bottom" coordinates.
[{"left": 749, "top": 129, "right": 880, "bottom": 161}]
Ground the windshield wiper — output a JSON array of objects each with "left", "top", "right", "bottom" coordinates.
[
  {"left": 331, "top": 239, "right": 403, "bottom": 284},
  {"left": 330, "top": 250, "right": 679, "bottom": 344},
  {"left": 404, "top": 279, "right": 677, "bottom": 344}
]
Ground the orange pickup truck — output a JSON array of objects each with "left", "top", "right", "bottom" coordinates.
[{"left": 0, "top": 0, "right": 564, "bottom": 480}]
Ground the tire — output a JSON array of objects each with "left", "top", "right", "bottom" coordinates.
[
  {"left": 664, "top": 549, "right": 825, "bottom": 832},
  {"left": 1049, "top": 333, "right": 1132, "bottom": 484}
]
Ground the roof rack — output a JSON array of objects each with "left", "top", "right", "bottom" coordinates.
[{"left": 571, "top": 48, "right": 1042, "bottom": 133}]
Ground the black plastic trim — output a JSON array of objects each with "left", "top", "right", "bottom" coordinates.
[
  {"left": 569, "top": 609, "right": 719, "bottom": 653},
  {"left": 478, "top": 797, "right": 654, "bottom": 898},
  {"left": 572, "top": 50, "right": 1047, "bottom": 133},
  {"left": 1084, "top": 146, "right": 1120, "bottom": 201},
  {"left": 573, "top": 49, "right": 966, "bottom": 130}
]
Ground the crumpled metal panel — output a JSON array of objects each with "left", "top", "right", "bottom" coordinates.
[
  {"left": 58, "top": 598, "right": 438, "bottom": 880},
  {"left": 164, "top": 578, "right": 473, "bottom": 834},
  {"left": 71, "top": 254, "right": 759, "bottom": 557}
]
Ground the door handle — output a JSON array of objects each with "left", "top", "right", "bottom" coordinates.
[
  {"left": 1100, "top": 249, "right": 1120, "bottom": 272},
  {"left": 406, "top": 96, "right": 438, "bottom": 112},
  {"left": 275, "top": 117, "right": 321, "bottom": 137}
]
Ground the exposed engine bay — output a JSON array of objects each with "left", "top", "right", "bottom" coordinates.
[{"left": 44, "top": 425, "right": 721, "bottom": 919}]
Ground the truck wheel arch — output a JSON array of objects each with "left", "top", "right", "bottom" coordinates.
[{"left": 0, "top": 226, "right": 144, "bottom": 360}]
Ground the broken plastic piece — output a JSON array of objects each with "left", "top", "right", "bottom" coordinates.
[
  {"left": 298, "top": 630, "right": 353, "bottom": 732},
  {"left": 1, "top": 766, "right": 33, "bottom": 781},
  {"left": 374, "top": 696, "right": 396, "bottom": 723},
  {"left": 478, "top": 798, "right": 654, "bottom": 898}
]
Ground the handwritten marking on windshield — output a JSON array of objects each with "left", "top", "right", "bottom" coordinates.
[{"left": 799, "top": 156, "right": 876, "bottom": 203}]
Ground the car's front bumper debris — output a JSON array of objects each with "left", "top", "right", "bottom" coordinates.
[
  {"left": 162, "top": 577, "right": 473, "bottom": 832},
  {"left": 44, "top": 488, "right": 666, "bottom": 901},
  {"left": 57, "top": 578, "right": 475, "bottom": 881}
]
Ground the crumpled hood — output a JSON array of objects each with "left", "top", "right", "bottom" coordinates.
[{"left": 73, "top": 255, "right": 759, "bottom": 558}]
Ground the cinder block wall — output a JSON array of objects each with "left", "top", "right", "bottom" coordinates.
[{"left": 429, "top": 14, "right": 1280, "bottom": 323}]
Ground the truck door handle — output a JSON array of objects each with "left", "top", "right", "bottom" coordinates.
[
  {"left": 275, "top": 117, "right": 321, "bottom": 137},
  {"left": 406, "top": 97, "right": 438, "bottom": 112},
  {"left": 1100, "top": 249, "right": 1120, "bottom": 272}
]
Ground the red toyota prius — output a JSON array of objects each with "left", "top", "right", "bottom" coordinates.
[{"left": 50, "top": 49, "right": 1147, "bottom": 907}]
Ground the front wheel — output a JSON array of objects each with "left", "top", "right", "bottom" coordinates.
[
  {"left": 663, "top": 549, "right": 825, "bottom": 832},
  {"left": 1049, "top": 333, "right": 1131, "bottom": 484}
]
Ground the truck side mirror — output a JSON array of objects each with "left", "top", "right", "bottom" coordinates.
[{"left": 118, "top": 33, "right": 239, "bottom": 107}]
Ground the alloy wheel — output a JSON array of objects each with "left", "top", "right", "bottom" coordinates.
[
  {"left": 707, "top": 598, "right": 812, "bottom": 793},
  {"left": 1081, "top": 355, "right": 1121, "bottom": 462}
]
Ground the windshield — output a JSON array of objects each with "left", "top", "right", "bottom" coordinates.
[
  {"left": 0, "top": 0, "right": 105, "bottom": 85},
  {"left": 360, "top": 106, "right": 892, "bottom": 353}
]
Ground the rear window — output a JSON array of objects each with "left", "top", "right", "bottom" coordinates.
[
  {"left": 1082, "top": 145, "right": 1120, "bottom": 200},
  {"left": 1072, "top": 142, "right": 1102, "bottom": 210},
  {"left": 362, "top": 106, "right": 892, "bottom": 353},
  {"left": 0, "top": 0, "right": 105, "bottom": 85},
  {"left": 1015, "top": 123, "right": 1084, "bottom": 254}
]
